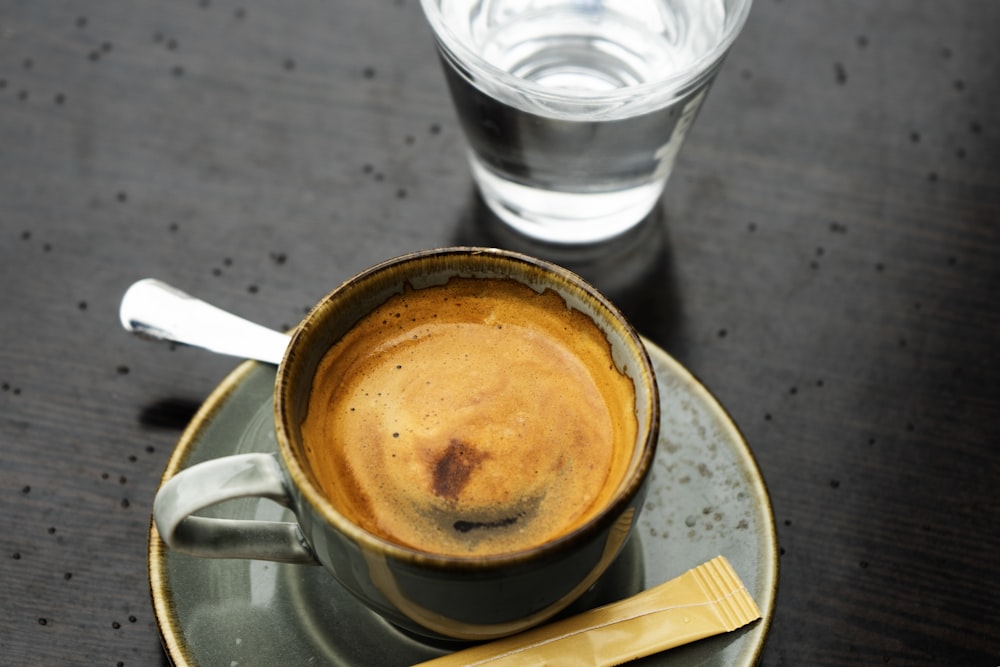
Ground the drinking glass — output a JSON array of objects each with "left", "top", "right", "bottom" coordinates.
[{"left": 420, "top": 0, "right": 753, "bottom": 244}]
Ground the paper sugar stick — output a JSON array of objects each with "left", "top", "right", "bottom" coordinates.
[{"left": 414, "top": 556, "right": 761, "bottom": 667}]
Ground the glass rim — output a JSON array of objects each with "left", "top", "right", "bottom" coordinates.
[{"left": 419, "top": 0, "right": 754, "bottom": 108}]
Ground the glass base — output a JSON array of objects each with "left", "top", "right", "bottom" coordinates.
[{"left": 470, "top": 157, "right": 666, "bottom": 245}]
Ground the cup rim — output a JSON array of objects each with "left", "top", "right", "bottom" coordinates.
[
  {"left": 418, "top": 0, "right": 754, "bottom": 112},
  {"left": 274, "top": 247, "right": 659, "bottom": 571}
]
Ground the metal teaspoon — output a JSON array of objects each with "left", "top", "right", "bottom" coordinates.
[{"left": 119, "top": 279, "right": 290, "bottom": 365}]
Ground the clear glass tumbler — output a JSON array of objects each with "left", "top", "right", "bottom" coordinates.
[{"left": 420, "top": 0, "right": 753, "bottom": 244}]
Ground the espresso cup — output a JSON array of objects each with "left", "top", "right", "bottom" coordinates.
[{"left": 153, "top": 247, "right": 659, "bottom": 641}]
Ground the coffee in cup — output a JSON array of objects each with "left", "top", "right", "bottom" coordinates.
[{"left": 300, "top": 276, "right": 638, "bottom": 557}]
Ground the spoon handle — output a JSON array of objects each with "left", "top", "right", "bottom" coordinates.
[{"left": 119, "top": 279, "right": 290, "bottom": 365}]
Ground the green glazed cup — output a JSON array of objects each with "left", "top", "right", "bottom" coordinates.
[{"left": 153, "top": 247, "right": 659, "bottom": 641}]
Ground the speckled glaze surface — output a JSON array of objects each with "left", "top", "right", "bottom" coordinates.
[
  {"left": 277, "top": 248, "right": 659, "bottom": 640},
  {"left": 152, "top": 247, "right": 660, "bottom": 642},
  {"left": 149, "top": 340, "right": 777, "bottom": 666}
]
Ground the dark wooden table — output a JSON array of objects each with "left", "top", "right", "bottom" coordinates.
[{"left": 2, "top": 1, "right": 997, "bottom": 665}]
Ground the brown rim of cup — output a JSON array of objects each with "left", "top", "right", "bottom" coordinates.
[{"left": 274, "top": 247, "right": 660, "bottom": 570}]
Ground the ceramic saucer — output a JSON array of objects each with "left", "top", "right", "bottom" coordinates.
[{"left": 149, "top": 339, "right": 777, "bottom": 666}]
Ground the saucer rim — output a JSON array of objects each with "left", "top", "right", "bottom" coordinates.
[{"left": 148, "top": 338, "right": 778, "bottom": 666}]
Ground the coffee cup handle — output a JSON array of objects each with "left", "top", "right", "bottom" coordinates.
[{"left": 153, "top": 453, "right": 318, "bottom": 565}]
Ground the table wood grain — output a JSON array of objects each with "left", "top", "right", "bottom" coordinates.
[{"left": 1, "top": 1, "right": 997, "bottom": 665}]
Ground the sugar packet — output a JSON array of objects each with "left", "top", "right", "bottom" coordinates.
[{"left": 414, "top": 555, "right": 761, "bottom": 666}]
